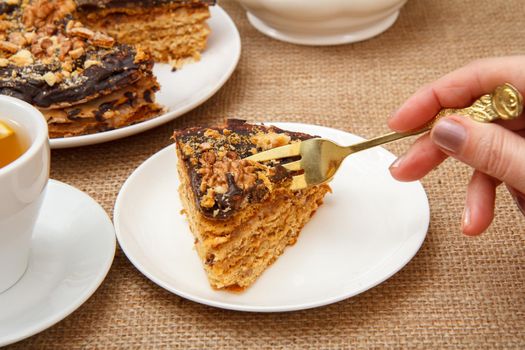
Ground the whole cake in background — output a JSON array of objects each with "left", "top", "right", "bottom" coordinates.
[
  {"left": 0, "top": 0, "right": 215, "bottom": 138},
  {"left": 174, "top": 120, "right": 331, "bottom": 290}
]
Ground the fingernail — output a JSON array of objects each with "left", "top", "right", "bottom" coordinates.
[
  {"left": 462, "top": 206, "right": 470, "bottom": 231},
  {"left": 432, "top": 119, "right": 467, "bottom": 153},
  {"left": 389, "top": 155, "right": 404, "bottom": 170}
]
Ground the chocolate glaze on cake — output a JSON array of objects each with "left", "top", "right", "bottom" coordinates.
[
  {"left": 174, "top": 119, "right": 313, "bottom": 220},
  {"left": 0, "top": 44, "right": 153, "bottom": 108}
]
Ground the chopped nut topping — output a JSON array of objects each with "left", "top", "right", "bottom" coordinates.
[
  {"left": 39, "top": 37, "right": 53, "bottom": 50},
  {"left": 61, "top": 60, "right": 73, "bottom": 72},
  {"left": 227, "top": 133, "right": 241, "bottom": 144},
  {"left": 0, "top": 20, "right": 14, "bottom": 33},
  {"left": 71, "top": 37, "right": 86, "bottom": 49},
  {"left": 42, "top": 71, "right": 56, "bottom": 86},
  {"left": 91, "top": 32, "right": 114, "bottom": 48},
  {"left": 204, "top": 129, "right": 221, "bottom": 139},
  {"left": 22, "top": 7, "right": 35, "bottom": 28},
  {"left": 199, "top": 142, "right": 212, "bottom": 151},
  {"left": 36, "top": 1, "right": 54, "bottom": 20},
  {"left": 83, "top": 59, "right": 101, "bottom": 69},
  {"left": 23, "top": 32, "right": 36, "bottom": 44},
  {"left": 10, "top": 49, "right": 33, "bottom": 66},
  {"left": 197, "top": 153, "right": 261, "bottom": 195},
  {"left": 68, "top": 47, "right": 84, "bottom": 59},
  {"left": 200, "top": 191, "right": 216, "bottom": 208},
  {"left": 201, "top": 151, "right": 216, "bottom": 164},
  {"left": 251, "top": 132, "right": 291, "bottom": 151},
  {"left": 8, "top": 32, "right": 26, "bottom": 46},
  {"left": 133, "top": 48, "right": 148, "bottom": 63},
  {"left": 58, "top": 40, "right": 72, "bottom": 59},
  {"left": 0, "top": 40, "right": 20, "bottom": 53},
  {"left": 22, "top": 0, "right": 76, "bottom": 30},
  {"left": 68, "top": 27, "right": 94, "bottom": 40},
  {"left": 65, "top": 20, "right": 76, "bottom": 33}
]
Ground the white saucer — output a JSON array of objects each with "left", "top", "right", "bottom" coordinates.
[
  {"left": 0, "top": 180, "right": 116, "bottom": 346},
  {"left": 114, "top": 122, "right": 430, "bottom": 312},
  {"left": 50, "top": 5, "right": 241, "bottom": 149},
  {"left": 246, "top": 11, "right": 400, "bottom": 46}
]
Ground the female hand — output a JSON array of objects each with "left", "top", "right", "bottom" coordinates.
[{"left": 388, "top": 56, "right": 525, "bottom": 236}]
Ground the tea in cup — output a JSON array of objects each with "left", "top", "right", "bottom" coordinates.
[
  {"left": 0, "top": 95, "right": 50, "bottom": 293},
  {"left": 0, "top": 119, "right": 30, "bottom": 168}
]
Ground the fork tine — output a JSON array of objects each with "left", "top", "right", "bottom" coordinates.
[
  {"left": 281, "top": 160, "right": 302, "bottom": 171},
  {"left": 290, "top": 174, "right": 307, "bottom": 191},
  {"left": 245, "top": 142, "right": 301, "bottom": 162}
]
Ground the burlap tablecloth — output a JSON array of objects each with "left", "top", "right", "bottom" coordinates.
[{"left": 6, "top": 0, "right": 525, "bottom": 348}]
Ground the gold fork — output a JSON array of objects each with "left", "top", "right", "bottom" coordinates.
[{"left": 246, "top": 83, "right": 523, "bottom": 190}]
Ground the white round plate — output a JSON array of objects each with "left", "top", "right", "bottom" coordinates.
[
  {"left": 50, "top": 6, "right": 241, "bottom": 149},
  {"left": 0, "top": 180, "right": 116, "bottom": 346},
  {"left": 114, "top": 122, "right": 429, "bottom": 312}
]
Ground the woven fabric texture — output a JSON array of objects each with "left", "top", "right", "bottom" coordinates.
[{"left": 7, "top": 0, "right": 525, "bottom": 348}]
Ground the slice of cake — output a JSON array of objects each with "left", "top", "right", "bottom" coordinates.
[
  {"left": 0, "top": 0, "right": 164, "bottom": 137},
  {"left": 75, "top": 0, "right": 216, "bottom": 68},
  {"left": 174, "top": 120, "right": 331, "bottom": 290}
]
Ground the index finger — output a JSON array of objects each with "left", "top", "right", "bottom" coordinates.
[{"left": 388, "top": 56, "right": 525, "bottom": 132}]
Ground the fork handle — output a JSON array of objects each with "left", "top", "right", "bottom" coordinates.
[
  {"left": 347, "top": 128, "right": 429, "bottom": 153},
  {"left": 347, "top": 83, "right": 523, "bottom": 154}
]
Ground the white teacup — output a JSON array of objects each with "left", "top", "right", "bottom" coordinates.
[
  {"left": 235, "top": 0, "right": 408, "bottom": 45},
  {"left": 0, "top": 95, "right": 50, "bottom": 293}
]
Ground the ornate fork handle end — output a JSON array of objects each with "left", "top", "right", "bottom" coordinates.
[{"left": 437, "top": 83, "right": 523, "bottom": 123}]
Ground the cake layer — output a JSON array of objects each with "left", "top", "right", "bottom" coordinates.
[
  {"left": 48, "top": 104, "right": 162, "bottom": 138},
  {"left": 133, "top": 26, "right": 210, "bottom": 65},
  {"left": 205, "top": 187, "right": 328, "bottom": 289},
  {"left": 45, "top": 75, "right": 163, "bottom": 137},
  {"left": 77, "top": 1, "right": 213, "bottom": 66}
]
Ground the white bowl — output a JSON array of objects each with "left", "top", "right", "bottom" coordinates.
[{"left": 235, "top": 0, "right": 407, "bottom": 45}]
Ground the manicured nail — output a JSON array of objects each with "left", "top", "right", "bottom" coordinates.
[
  {"left": 432, "top": 119, "right": 467, "bottom": 153},
  {"left": 389, "top": 155, "right": 404, "bottom": 170},
  {"left": 462, "top": 206, "right": 470, "bottom": 232}
]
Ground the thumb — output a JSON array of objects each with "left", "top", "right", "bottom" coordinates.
[{"left": 430, "top": 115, "right": 525, "bottom": 193}]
